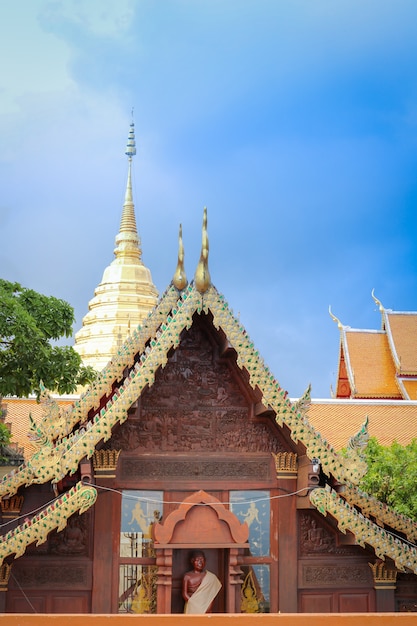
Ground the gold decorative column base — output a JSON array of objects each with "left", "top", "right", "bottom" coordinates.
[
  {"left": 0, "top": 562, "right": 12, "bottom": 592},
  {"left": 1, "top": 495, "right": 24, "bottom": 520},
  {"left": 272, "top": 452, "right": 297, "bottom": 479},
  {"left": 93, "top": 449, "right": 121, "bottom": 479},
  {"left": 369, "top": 560, "right": 398, "bottom": 590}
]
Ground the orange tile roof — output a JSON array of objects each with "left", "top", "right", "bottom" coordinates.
[
  {"left": 308, "top": 399, "right": 417, "bottom": 449},
  {"left": 385, "top": 312, "right": 417, "bottom": 374},
  {"left": 5, "top": 394, "right": 417, "bottom": 462},
  {"left": 343, "top": 330, "right": 400, "bottom": 398},
  {"left": 399, "top": 378, "right": 417, "bottom": 400},
  {"left": 2, "top": 397, "right": 75, "bottom": 460}
]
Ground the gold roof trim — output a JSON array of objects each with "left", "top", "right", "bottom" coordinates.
[
  {"left": 292, "top": 384, "right": 311, "bottom": 417},
  {"left": 0, "top": 286, "right": 181, "bottom": 497},
  {"left": 310, "top": 485, "right": 417, "bottom": 574},
  {"left": 202, "top": 286, "right": 367, "bottom": 486},
  {"left": 0, "top": 481, "right": 96, "bottom": 564},
  {"left": 343, "top": 484, "right": 417, "bottom": 543},
  {"left": 0, "top": 283, "right": 370, "bottom": 500},
  {"left": 0, "top": 285, "right": 194, "bottom": 497}
]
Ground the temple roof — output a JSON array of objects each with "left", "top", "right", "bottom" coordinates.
[
  {"left": 308, "top": 399, "right": 417, "bottom": 449},
  {"left": 385, "top": 310, "right": 417, "bottom": 375},
  {"left": 340, "top": 330, "right": 401, "bottom": 399},
  {"left": 333, "top": 295, "right": 417, "bottom": 399},
  {"left": 1, "top": 258, "right": 417, "bottom": 572}
]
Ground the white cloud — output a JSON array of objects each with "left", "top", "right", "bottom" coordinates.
[
  {"left": 0, "top": 3, "right": 75, "bottom": 115},
  {"left": 40, "top": 0, "right": 135, "bottom": 38}
]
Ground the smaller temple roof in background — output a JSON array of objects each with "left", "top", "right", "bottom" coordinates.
[
  {"left": 385, "top": 310, "right": 417, "bottom": 374},
  {"left": 332, "top": 294, "right": 417, "bottom": 400},
  {"left": 308, "top": 398, "right": 417, "bottom": 449},
  {"left": 341, "top": 330, "right": 400, "bottom": 398}
]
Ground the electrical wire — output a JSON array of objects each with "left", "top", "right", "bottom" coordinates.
[{"left": 84, "top": 481, "right": 311, "bottom": 506}]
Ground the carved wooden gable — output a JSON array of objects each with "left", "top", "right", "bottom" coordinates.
[{"left": 109, "top": 314, "right": 288, "bottom": 456}]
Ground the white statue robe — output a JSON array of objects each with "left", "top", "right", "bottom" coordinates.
[{"left": 184, "top": 571, "right": 222, "bottom": 614}]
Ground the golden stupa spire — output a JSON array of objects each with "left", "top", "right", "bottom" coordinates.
[
  {"left": 114, "top": 121, "right": 142, "bottom": 262},
  {"left": 172, "top": 224, "right": 187, "bottom": 290},
  {"left": 194, "top": 207, "right": 211, "bottom": 293},
  {"left": 74, "top": 121, "right": 158, "bottom": 372}
]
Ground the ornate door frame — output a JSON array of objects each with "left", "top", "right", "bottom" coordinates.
[{"left": 153, "top": 490, "right": 249, "bottom": 613}]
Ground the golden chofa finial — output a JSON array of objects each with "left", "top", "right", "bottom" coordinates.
[
  {"left": 172, "top": 224, "right": 188, "bottom": 290},
  {"left": 194, "top": 207, "right": 211, "bottom": 293}
]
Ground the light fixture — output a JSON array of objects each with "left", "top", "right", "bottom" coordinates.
[{"left": 311, "top": 458, "right": 320, "bottom": 474}]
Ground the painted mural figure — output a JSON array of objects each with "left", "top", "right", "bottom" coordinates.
[
  {"left": 242, "top": 501, "right": 261, "bottom": 527},
  {"left": 182, "top": 551, "right": 221, "bottom": 614},
  {"left": 129, "top": 501, "right": 150, "bottom": 535}
]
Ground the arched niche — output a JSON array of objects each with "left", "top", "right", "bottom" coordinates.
[{"left": 153, "top": 490, "right": 249, "bottom": 614}]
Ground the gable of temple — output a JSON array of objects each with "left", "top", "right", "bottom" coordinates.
[{"left": 107, "top": 314, "right": 289, "bottom": 460}]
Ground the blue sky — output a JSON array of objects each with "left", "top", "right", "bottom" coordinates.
[{"left": 1, "top": 0, "right": 417, "bottom": 398}]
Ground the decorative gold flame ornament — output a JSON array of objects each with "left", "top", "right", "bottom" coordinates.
[
  {"left": 194, "top": 207, "right": 211, "bottom": 293},
  {"left": 172, "top": 224, "right": 187, "bottom": 291},
  {"left": 241, "top": 570, "right": 261, "bottom": 613}
]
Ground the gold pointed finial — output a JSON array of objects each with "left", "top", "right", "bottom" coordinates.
[
  {"left": 173, "top": 224, "right": 188, "bottom": 290},
  {"left": 194, "top": 207, "right": 211, "bottom": 293},
  {"left": 329, "top": 306, "right": 343, "bottom": 330},
  {"left": 114, "top": 120, "right": 142, "bottom": 260}
]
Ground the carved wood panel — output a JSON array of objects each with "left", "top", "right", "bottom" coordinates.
[
  {"left": 299, "top": 512, "right": 362, "bottom": 557},
  {"left": 121, "top": 455, "right": 272, "bottom": 482},
  {"left": 109, "top": 320, "right": 288, "bottom": 456},
  {"left": 10, "top": 560, "right": 92, "bottom": 589}
]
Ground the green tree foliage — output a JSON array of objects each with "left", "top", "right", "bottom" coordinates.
[
  {"left": 0, "top": 279, "right": 96, "bottom": 397},
  {"left": 360, "top": 437, "right": 417, "bottom": 521},
  {"left": 0, "top": 401, "right": 12, "bottom": 463}
]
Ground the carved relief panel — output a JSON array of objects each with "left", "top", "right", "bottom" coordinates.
[
  {"left": 299, "top": 511, "right": 363, "bottom": 557},
  {"left": 109, "top": 319, "right": 288, "bottom": 456}
]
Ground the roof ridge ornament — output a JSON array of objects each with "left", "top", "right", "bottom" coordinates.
[
  {"left": 328, "top": 306, "right": 343, "bottom": 330},
  {"left": 372, "top": 289, "right": 386, "bottom": 331},
  {"left": 371, "top": 289, "right": 385, "bottom": 312},
  {"left": 194, "top": 207, "right": 211, "bottom": 294},
  {"left": 172, "top": 224, "right": 188, "bottom": 291}
]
